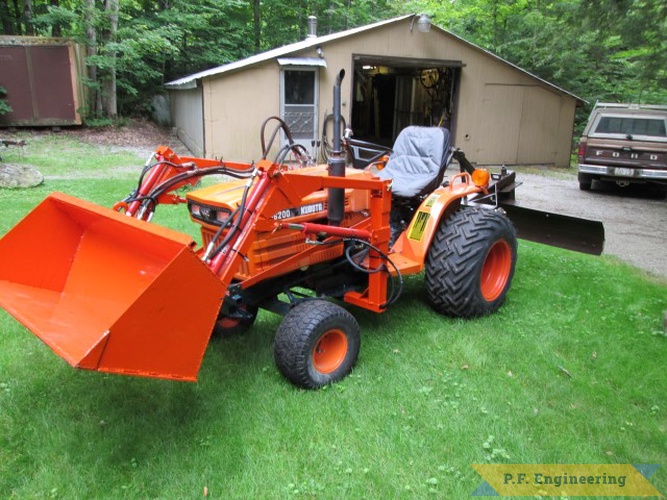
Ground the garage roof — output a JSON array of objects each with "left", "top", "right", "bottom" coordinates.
[
  {"left": 165, "top": 15, "right": 412, "bottom": 90},
  {"left": 164, "top": 14, "right": 582, "bottom": 103}
]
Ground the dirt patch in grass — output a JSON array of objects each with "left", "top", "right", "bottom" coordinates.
[
  {"left": 1, "top": 119, "right": 192, "bottom": 183},
  {"left": 2, "top": 119, "right": 190, "bottom": 159},
  {"left": 59, "top": 119, "right": 190, "bottom": 157}
]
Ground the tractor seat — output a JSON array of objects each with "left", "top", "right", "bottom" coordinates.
[{"left": 376, "top": 126, "right": 451, "bottom": 198}]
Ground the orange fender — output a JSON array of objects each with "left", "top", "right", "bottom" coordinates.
[{"left": 389, "top": 172, "right": 485, "bottom": 275}]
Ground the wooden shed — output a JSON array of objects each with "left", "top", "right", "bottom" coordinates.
[
  {"left": 166, "top": 14, "right": 582, "bottom": 167},
  {"left": 0, "top": 36, "right": 85, "bottom": 127}
]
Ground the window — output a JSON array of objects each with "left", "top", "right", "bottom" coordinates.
[
  {"left": 594, "top": 116, "right": 667, "bottom": 138},
  {"left": 281, "top": 68, "right": 319, "bottom": 151}
]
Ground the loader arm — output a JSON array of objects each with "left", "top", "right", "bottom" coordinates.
[{"left": 113, "top": 146, "right": 254, "bottom": 221}]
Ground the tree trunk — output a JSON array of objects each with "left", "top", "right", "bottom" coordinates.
[
  {"left": 11, "top": 0, "right": 21, "bottom": 34},
  {"left": 50, "top": 0, "right": 61, "bottom": 36},
  {"left": 84, "top": 0, "right": 100, "bottom": 115},
  {"left": 23, "top": 0, "right": 33, "bottom": 35},
  {"left": 253, "top": 0, "right": 260, "bottom": 52},
  {"left": 103, "top": 0, "right": 119, "bottom": 118},
  {"left": 492, "top": 0, "right": 498, "bottom": 51},
  {"left": 0, "top": 0, "right": 15, "bottom": 35}
]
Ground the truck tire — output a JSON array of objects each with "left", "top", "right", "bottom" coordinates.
[
  {"left": 212, "top": 304, "right": 258, "bottom": 338},
  {"left": 274, "top": 300, "right": 360, "bottom": 389},
  {"left": 578, "top": 173, "right": 593, "bottom": 191},
  {"left": 425, "top": 207, "right": 517, "bottom": 318}
]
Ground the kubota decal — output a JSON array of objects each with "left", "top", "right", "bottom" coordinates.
[
  {"left": 408, "top": 211, "right": 430, "bottom": 241},
  {"left": 272, "top": 202, "right": 325, "bottom": 220}
]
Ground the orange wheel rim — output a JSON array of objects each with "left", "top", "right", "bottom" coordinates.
[
  {"left": 217, "top": 316, "right": 240, "bottom": 328},
  {"left": 480, "top": 239, "right": 512, "bottom": 301},
  {"left": 312, "top": 329, "right": 348, "bottom": 374}
]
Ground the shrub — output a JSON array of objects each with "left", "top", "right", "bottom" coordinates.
[{"left": 0, "top": 86, "right": 12, "bottom": 116}]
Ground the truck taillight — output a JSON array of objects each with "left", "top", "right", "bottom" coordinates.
[{"left": 577, "top": 142, "right": 586, "bottom": 162}]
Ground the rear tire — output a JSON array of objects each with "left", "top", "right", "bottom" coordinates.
[
  {"left": 578, "top": 173, "right": 593, "bottom": 191},
  {"left": 425, "top": 207, "right": 517, "bottom": 317},
  {"left": 274, "top": 300, "right": 360, "bottom": 389}
]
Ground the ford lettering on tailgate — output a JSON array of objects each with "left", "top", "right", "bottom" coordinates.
[{"left": 592, "top": 149, "right": 660, "bottom": 162}]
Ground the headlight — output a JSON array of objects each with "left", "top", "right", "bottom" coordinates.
[{"left": 188, "top": 202, "right": 232, "bottom": 226}]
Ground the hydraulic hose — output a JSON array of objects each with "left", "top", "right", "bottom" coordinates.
[
  {"left": 207, "top": 173, "right": 255, "bottom": 260},
  {"left": 124, "top": 164, "right": 254, "bottom": 219}
]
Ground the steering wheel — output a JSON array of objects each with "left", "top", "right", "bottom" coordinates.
[{"left": 343, "top": 136, "right": 392, "bottom": 169}]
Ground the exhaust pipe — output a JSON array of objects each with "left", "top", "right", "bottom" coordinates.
[{"left": 327, "top": 69, "right": 346, "bottom": 226}]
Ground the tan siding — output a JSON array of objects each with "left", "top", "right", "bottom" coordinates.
[
  {"left": 183, "top": 17, "right": 578, "bottom": 166},
  {"left": 478, "top": 84, "right": 524, "bottom": 164},
  {"left": 170, "top": 87, "right": 204, "bottom": 156},
  {"left": 459, "top": 56, "right": 536, "bottom": 163},
  {"left": 555, "top": 98, "right": 577, "bottom": 166},
  {"left": 204, "top": 65, "right": 279, "bottom": 159},
  {"left": 518, "top": 87, "right": 562, "bottom": 165},
  {"left": 472, "top": 82, "right": 576, "bottom": 166}
]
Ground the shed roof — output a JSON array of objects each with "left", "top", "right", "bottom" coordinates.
[
  {"left": 164, "top": 14, "right": 582, "bottom": 103},
  {"left": 0, "top": 35, "right": 74, "bottom": 46},
  {"left": 165, "top": 15, "right": 411, "bottom": 89}
]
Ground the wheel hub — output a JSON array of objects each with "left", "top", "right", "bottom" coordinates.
[
  {"left": 480, "top": 239, "right": 512, "bottom": 301},
  {"left": 312, "top": 329, "right": 348, "bottom": 374}
]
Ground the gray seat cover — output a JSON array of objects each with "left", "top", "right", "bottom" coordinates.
[{"left": 376, "top": 126, "right": 450, "bottom": 198}]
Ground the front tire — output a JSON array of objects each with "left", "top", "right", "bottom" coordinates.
[
  {"left": 212, "top": 304, "right": 258, "bottom": 338},
  {"left": 425, "top": 207, "right": 517, "bottom": 317},
  {"left": 274, "top": 300, "right": 360, "bottom": 389}
]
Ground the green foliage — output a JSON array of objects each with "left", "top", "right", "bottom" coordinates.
[
  {"left": 256, "top": 0, "right": 400, "bottom": 51},
  {"left": 0, "top": 87, "right": 11, "bottom": 116},
  {"left": 31, "top": 5, "right": 79, "bottom": 35}
]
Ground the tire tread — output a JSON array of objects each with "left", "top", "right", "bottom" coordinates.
[
  {"left": 425, "top": 207, "right": 517, "bottom": 317},
  {"left": 274, "top": 300, "right": 360, "bottom": 389}
]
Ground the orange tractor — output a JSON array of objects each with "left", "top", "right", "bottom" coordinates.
[{"left": 0, "top": 71, "right": 603, "bottom": 388}]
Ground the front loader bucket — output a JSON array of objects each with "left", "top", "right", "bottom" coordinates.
[{"left": 0, "top": 193, "right": 225, "bottom": 381}]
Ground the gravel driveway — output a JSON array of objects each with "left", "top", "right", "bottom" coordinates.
[{"left": 512, "top": 172, "right": 666, "bottom": 280}]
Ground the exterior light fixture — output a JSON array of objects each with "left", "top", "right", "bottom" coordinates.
[{"left": 410, "top": 14, "right": 432, "bottom": 33}]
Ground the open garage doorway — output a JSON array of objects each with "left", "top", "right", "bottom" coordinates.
[{"left": 350, "top": 55, "right": 463, "bottom": 146}]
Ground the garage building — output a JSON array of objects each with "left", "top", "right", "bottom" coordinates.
[{"left": 165, "top": 14, "right": 582, "bottom": 167}]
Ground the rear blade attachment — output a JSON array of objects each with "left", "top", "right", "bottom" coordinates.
[{"left": 500, "top": 201, "right": 605, "bottom": 255}]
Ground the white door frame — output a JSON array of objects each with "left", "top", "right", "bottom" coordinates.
[{"left": 280, "top": 66, "right": 320, "bottom": 158}]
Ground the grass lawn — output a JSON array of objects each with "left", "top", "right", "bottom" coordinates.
[{"left": 1, "top": 133, "right": 666, "bottom": 498}]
